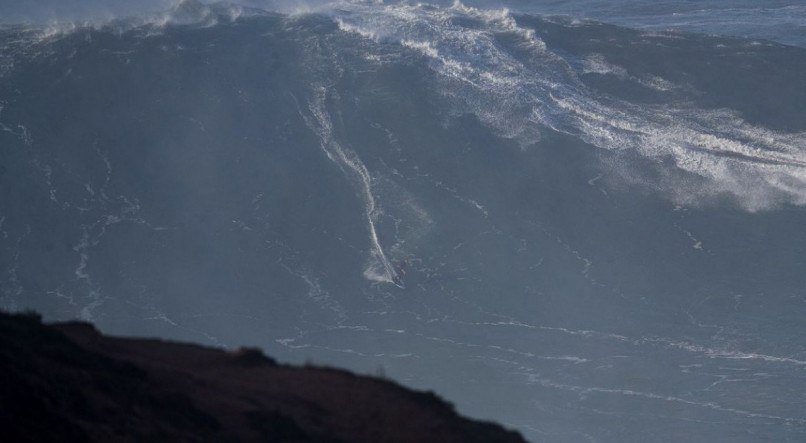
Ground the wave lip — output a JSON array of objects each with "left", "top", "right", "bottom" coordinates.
[
  {"left": 3, "top": 1, "right": 806, "bottom": 211},
  {"left": 327, "top": 0, "right": 806, "bottom": 210}
]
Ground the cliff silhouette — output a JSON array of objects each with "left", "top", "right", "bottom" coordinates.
[{"left": 0, "top": 311, "right": 525, "bottom": 442}]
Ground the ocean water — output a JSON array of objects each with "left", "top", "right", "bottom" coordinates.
[
  {"left": 470, "top": 0, "right": 806, "bottom": 48},
  {"left": 1, "top": 1, "right": 805, "bottom": 441}
]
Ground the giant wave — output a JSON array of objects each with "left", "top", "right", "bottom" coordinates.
[{"left": 2, "top": 1, "right": 806, "bottom": 441}]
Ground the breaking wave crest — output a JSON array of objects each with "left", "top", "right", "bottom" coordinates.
[
  {"left": 5, "top": 0, "right": 805, "bottom": 210},
  {"left": 328, "top": 0, "right": 806, "bottom": 210},
  {"left": 0, "top": 0, "right": 250, "bottom": 47}
]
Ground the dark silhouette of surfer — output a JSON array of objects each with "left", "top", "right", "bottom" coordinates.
[{"left": 391, "top": 256, "right": 413, "bottom": 287}]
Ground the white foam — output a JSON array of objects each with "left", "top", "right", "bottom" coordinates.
[
  {"left": 327, "top": 0, "right": 806, "bottom": 210},
  {"left": 531, "top": 375, "right": 806, "bottom": 424},
  {"left": 3, "top": 0, "right": 250, "bottom": 44},
  {"left": 580, "top": 54, "right": 680, "bottom": 91},
  {"left": 642, "top": 337, "right": 806, "bottom": 367},
  {"left": 581, "top": 54, "right": 628, "bottom": 79},
  {"left": 300, "top": 87, "right": 397, "bottom": 284},
  {"left": 281, "top": 263, "right": 347, "bottom": 322}
]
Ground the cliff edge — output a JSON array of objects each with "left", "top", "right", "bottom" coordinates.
[{"left": 0, "top": 311, "right": 525, "bottom": 442}]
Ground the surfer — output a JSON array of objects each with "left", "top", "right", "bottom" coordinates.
[{"left": 391, "top": 256, "right": 413, "bottom": 287}]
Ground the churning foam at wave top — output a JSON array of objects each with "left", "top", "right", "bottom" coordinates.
[
  {"left": 328, "top": 0, "right": 806, "bottom": 210},
  {"left": 5, "top": 0, "right": 805, "bottom": 210}
]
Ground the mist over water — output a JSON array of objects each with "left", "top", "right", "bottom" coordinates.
[
  {"left": 2, "top": 1, "right": 806, "bottom": 441},
  {"left": 5, "top": 0, "right": 806, "bottom": 47},
  {"left": 0, "top": 0, "right": 173, "bottom": 24}
]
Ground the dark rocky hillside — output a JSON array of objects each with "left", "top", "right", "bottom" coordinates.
[{"left": 0, "top": 311, "right": 525, "bottom": 442}]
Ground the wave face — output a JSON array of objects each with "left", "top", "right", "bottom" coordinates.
[{"left": 2, "top": 1, "right": 806, "bottom": 441}]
